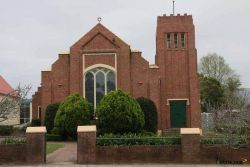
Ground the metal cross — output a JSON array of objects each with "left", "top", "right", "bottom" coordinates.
[{"left": 97, "top": 17, "right": 102, "bottom": 23}]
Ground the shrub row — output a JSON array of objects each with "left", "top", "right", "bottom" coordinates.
[
  {"left": 0, "top": 138, "right": 26, "bottom": 145},
  {"left": 44, "top": 90, "right": 158, "bottom": 140},
  {"left": 46, "top": 134, "right": 64, "bottom": 141},
  {"left": 97, "top": 133, "right": 180, "bottom": 146}
]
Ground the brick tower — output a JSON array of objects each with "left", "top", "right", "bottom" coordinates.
[{"left": 156, "top": 14, "right": 201, "bottom": 129}]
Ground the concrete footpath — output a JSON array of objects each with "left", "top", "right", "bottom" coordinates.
[
  {"left": 47, "top": 142, "right": 77, "bottom": 163},
  {"left": 6, "top": 164, "right": 250, "bottom": 167}
]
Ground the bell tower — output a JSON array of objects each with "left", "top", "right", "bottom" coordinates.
[{"left": 156, "top": 14, "right": 201, "bottom": 129}]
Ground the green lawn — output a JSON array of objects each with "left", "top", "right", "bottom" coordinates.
[{"left": 46, "top": 143, "right": 64, "bottom": 154}]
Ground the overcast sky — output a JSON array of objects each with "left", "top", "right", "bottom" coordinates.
[{"left": 0, "top": 0, "right": 250, "bottom": 97}]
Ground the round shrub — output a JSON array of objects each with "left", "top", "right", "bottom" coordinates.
[
  {"left": 96, "top": 90, "right": 145, "bottom": 134},
  {"left": 53, "top": 93, "right": 93, "bottom": 139},
  {"left": 136, "top": 97, "right": 158, "bottom": 133},
  {"left": 44, "top": 103, "right": 60, "bottom": 134}
]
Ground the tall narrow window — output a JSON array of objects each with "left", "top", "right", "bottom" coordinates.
[
  {"left": 84, "top": 67, "right": 116, "bottom": 108},
  {"left": 96, "top": 71, "right": 105, "bottom": 105},
  {"left": 107, "top": 71, "right": 116, "bottom": 93},
  {"left": 174, "top": 33, "right": 178, "bottom": 48},
  {"left": 181, "top": 33, "right": 185, "bottom": 48},
  {"left": 85, "top": 72, "right": 94, "bottom": 105},
  {"left": 167, "top": 33, "right": 171, "bottom": 48}
]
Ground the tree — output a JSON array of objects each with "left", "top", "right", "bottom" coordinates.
[
  {"left": 199, "top": 53, "right": 238, "bottom": 84},
  {"left": 96, "top": 90, "right": 145, "bottom": 134},
  {"left": 136, "top": 97, "right": 158, "bottom": 133},
  {"left": 200, "top": 75, "right": 224, "bottom": 112},
  {"left": 0, "top": 84, "right": 31, "bottom": 123},
  {"left": 199, "top": 53, "right": 243, "bottom": 110},
  {"left": 44, "top": 103, "right": 60, "bottom": 133},
  {"left": 53, "top": 93, "right": 92, "bottom": 139}
]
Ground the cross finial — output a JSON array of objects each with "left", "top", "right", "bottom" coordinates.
[{"left": 97, "top": 17, "right": 102, "bottom": 23}]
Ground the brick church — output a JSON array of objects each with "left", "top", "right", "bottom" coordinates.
[{"left": 32, "top": 14, "right": 201, "bottom": 130}]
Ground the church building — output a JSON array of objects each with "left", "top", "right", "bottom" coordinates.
[{"left": 32, "top": 14, "right": 201, "bottom": 130}]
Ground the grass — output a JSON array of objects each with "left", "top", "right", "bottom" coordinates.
[{"left": 46, "top": 143, "right": 64, "bottom": 154}]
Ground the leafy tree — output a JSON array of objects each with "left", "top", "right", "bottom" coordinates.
[
  {"left": 199, "top": 53, "right": 243, "bottom": 110},
  {"left": 199, "top": 53, "right": 238, "bottom": 84},
  {"left": 0, "top": 84, "right": 31, "bottom": 123},
  {"left": 200, "top": 75, "right": 224, "bottom": 112},
  {"left": 96, "top": 90, "right": 144, "bottom": 134},
  {"left": 44, "top": 103, "right": 60, "bottom": 133},
  {"left": 136, "top": 97, "right": 157, "bottom": 133},
  {"left": 53, "top": 93, "right": 93, "bottom": 139}
]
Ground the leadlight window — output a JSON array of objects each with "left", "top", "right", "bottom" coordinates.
[
  {"left": 181, "top": 33, "right": 185, "bottom": 48},
  {"left": 167, "top": 33, "right": 171, "bottom": 48},
  {"left": 174, "top": 33, "right": 178, "bottom": 48},
  {"left": 85, "top": 67, "right": 116, "bottom": 108}
]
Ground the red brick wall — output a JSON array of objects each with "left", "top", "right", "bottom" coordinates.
[
  {"left": 41, "top": 71, "right": 52, "bottom": 125},
  {"left": 201, "top": 145, "right": 250, "bottom": 164},
  {"left": 156, "top": 14, "right": 201, "bottom": 129},
  {"left": 51, "top": 54, "right": 70, "bottom": 103},
  {"left": 96, "top": 145, "right": 182, "bottom": 164},
  {"left": 84, "top": 54, "right": 115, "bottom": 69},
  {"left": 0, "top": 144, "right": 26, "bottom": 163},
  {"left": 130, "top": 51, "right": 149, "bottom": 98},
  {"left": 32, "top": 86, "right": 41, "bottom": 119}
]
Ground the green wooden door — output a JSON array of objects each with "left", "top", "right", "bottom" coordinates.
[{"left": 170, "top": 101, "right": 187, "bottom": 128}]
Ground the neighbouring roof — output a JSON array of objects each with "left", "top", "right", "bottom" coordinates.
[{"left": 0, "top": 75, "right": 15, "bottom": 95}]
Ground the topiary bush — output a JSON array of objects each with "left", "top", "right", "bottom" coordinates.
[
  {"left": 136, "top": 97, "right": 158, "bottom": 133},
  {"left": 45, "top": 103, "right": 60, "bottom": 134},
  {"left": 53, "top": 93, "right": 93, "bottom": 139},
  {"left": 96, "top": 90, "right": 145, "bottom": 134}
]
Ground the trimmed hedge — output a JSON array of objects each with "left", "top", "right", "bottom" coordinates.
[
  {"left": 0, "top": 138, "right": 26, "bottom": 145},
  {"left": 45, "top": 103, "right": 60, "bottom": 133},
  {"left": 53, "top": 93, "right": 93, "bottom": 139},
  {"left": 96, "top": 90, "right": 145, "bottom": 134},
  {"left": 136, "top": 97, "right": 158, "bottom": 133},
  {"left": 46, "top": 134, "right": 64, "bottom": 141},
  {"left": 0, "top": 125, "right": 13, "bottom": 135},
  {"left": 97, "top": 133, "right": 180, "bottom": 146}
]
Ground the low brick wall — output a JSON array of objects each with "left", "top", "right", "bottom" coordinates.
[
  {"left": 0, "top": 144, "right": 26, "bottom": 163},
  {"left": 201, "top": 145, "right": 250, "bottom": 164},
  {"left": 0, "top": 127, "right": 47, "bottom": 164},
  {"left": 77, "top": 126, "right": 250, "bottom": 164},
  {"left": 96, "top": 145, "right": 181, "bottom": 164}
]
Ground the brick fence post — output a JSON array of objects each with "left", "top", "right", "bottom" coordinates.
[
  {"left": 77, "top": 125, "right": 96, "bottom": 164},
  {"left": 181, "top": 128, "right": 202, "bottom": 163},
  {"left": 26, "top": 127, "right": 47, "bottom": 163}
]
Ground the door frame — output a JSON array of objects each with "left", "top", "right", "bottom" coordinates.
[{"left": 167, "top": 99, "right": 189, "bottom": 128}]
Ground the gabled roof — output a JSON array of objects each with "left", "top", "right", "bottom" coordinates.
[
  {"left": 71, "top": 23, "right": 129, "bottom": 49},
  {"left": 0, "top": 75, "right": 15, "bottom": 95}
]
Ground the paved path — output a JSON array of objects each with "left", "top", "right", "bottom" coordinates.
[
  {"left": 7, "top": 164, "right": 250, "bottom": 167},
  {"left": 47, "top": 142, "right": 77, "bottom": 164}
]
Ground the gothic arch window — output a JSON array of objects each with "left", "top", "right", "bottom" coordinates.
[{"left": 84, "top": 66, "right": 116, "bottom": 108}]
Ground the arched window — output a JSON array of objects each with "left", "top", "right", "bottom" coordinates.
[{"left": 84, "top": 67, "right": 116, "bottom": 108}]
